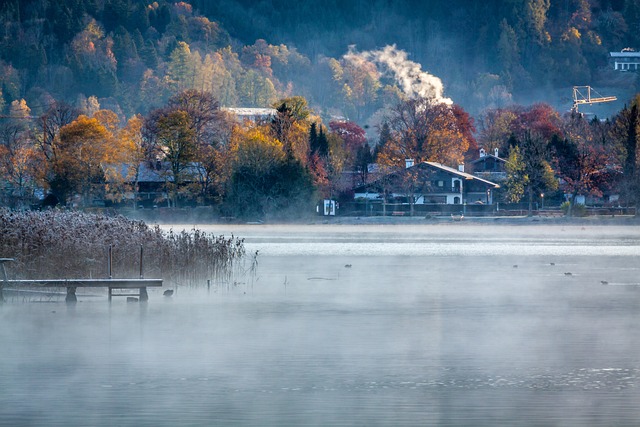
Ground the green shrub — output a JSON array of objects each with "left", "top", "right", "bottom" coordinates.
[{"left": 560, "top": 201, "right": 587, "bottom": 217}]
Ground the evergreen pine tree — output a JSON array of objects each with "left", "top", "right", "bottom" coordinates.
[
  {"left": 318, "top": 126, "right": 328, "bottom": 157},
  {"left": 309, "top": 122, "right": 318, "bottom": 154}
]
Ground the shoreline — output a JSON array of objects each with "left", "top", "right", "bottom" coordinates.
[
  {"left": 302, "top": 214, "right": 640, "bottom": 226},
  {"left": 119, "top": 207, "right": 640, "bottom": 227},
  {"left": 150, "top": 214, "right": 640, "bottom": 227}
]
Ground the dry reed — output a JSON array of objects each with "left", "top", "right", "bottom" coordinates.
[{"left": 0, "top": 209, "right": 245, "bottom": 287}]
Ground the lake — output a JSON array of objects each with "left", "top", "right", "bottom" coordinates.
[{"left": 1, "top": 223, "right": 640, "bottom": 426}]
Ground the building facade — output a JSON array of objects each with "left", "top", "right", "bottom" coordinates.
[
  {"left": 353, "top": 161, "right": 499, "bottom": 206},
  {"left": 610, "top": 49, "right": 640, "bottom": 71}
]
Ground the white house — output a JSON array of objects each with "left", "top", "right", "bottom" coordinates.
[
  {"left": 353, "top": 161, "right": 500, "bottom": 205},
  {"left": 610, "top": 49, "right": 640, "bottom": 71}
]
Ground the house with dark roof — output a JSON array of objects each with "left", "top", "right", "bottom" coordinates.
[
  {"left": 467, "top": 148, "right": 508, "bottom": 182},
  {"left": 109, "top": 161, "right": 207, "bottom": 208},
  {"left": 353, "top": 160, "right": 499, "bottom": 206}
]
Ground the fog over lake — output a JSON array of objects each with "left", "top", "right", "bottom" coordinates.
[{"left": 2, "top": 223, "right": 640, "bottom": 426}]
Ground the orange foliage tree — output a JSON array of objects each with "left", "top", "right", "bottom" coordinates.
[
  {"left": 377, "top": 97, "right": 470, "bottom": 168},
  {"left": 51, "top": 114, "right": 129, "bottom": 206}
]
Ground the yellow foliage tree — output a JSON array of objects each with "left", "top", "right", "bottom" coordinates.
[
  {"left": 104, "top": 114, "right": 145, "bottom": 205},
  {"left": 230, "top": 126, "right": 285, "bottom": 171},
  {"left": 53, "top": 115, "right": 125, "bottom": 206}
]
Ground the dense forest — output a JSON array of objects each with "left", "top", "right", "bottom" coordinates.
[
  {"left": 1, "top": 0, "right": 639, "bottom": 121},
  {"left": 1, "top": 0, "right": 640, "bottom": 219}
]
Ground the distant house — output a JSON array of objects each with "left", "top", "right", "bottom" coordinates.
[
  {"left": 353, "top": 160, "right": 499, "bottom": 205},
  {"left": 222, "top": 107, "right": 277, "bottom": 123},
  {"left": 467, "top": 148, "right": 508, "bottom": 182},
  {"left": 610, "top": 49, "right": 640, "bottom": 71},
  {"left": 114, "top": 161, "right": 206, "bottom": 208}
]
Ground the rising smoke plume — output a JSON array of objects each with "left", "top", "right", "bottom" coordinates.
[{"left": 344, "top": 45, "right": 453, "bottom": 105}]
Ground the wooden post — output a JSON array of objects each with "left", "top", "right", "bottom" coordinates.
[
  {"left": 0, "top": 260, "right": 9, "bottom": 303},
  {"left": 0, "top": 258, "right": 15, "bottom": 303},
  {"left": 108, "top": 245, "right": 113, "bottom": 303},
  {"left": 138, "top": 246, "right": 148, "bottom": 302},
  {"left": 108, "top": 245, "right": 113, "bottom": 279},
  {"left": 139, "top": 286, "right": 148, "bottom": 302},
  {"left": 139, "top": 245, "right": 144, "bottom": 279},
  {"left": 65, "top": 286, "right": 77, "bottom": 303}
]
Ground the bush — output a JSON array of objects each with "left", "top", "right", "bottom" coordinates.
[
  {"left": 0, "top": 209, "right": 245, "bottom": 286},
  {"left": 560, "top": 201, "right": 587, "bottom": 217}
]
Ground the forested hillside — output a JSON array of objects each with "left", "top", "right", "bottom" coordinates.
[
  {"left": 0, "top": 0, "right": 639, "bottom": 123},
  {"left": 2, "top": 0, "right": 640, "bottom": 220}
]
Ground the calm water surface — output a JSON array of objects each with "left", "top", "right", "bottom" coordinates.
[{"left": 2, "top": 223, "right": 640, "bottom": 426}]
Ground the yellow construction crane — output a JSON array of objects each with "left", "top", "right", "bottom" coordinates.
[{"left": 572, "top": 86, "right": 616, "bottom": 113}]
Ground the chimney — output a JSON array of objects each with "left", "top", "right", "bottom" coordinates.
[
  {"left": 405, "top": 159, "right": 414, "bottom": 168},
  {"left": 479, "top": 148, "right": 486, "bottom": 158},
  {"left": 494, "top": 148, "right": 499, "bottom": 157},
  {"left": 458, "top": 163, "right": 464, "bottom": 172}
]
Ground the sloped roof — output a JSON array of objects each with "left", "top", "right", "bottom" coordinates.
[
  {"left": 468, "top": 153, "right": 507, "bottom": 164},
  {"left": 423, "top": 162, "right": 500, "bottom": 187},
  {"left": 115, "top": 162, "right": 205, "bottom": 183},
  {"left": 354, "top": 161, "right": 500, "bottom": 192}
]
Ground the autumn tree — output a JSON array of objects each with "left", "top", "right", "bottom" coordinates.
[
  {"left": 377, "top": 97, "right": 470, "bottom": 168},
  {"left": 329, "top": 121, "right": 367, "bottom": 167},
  {"left": 167, "top": 89, "right": 221, "bottom": 146},
  {"left": 478, "top": 103, "right": 562, "bottom": 157},
  {"left": 153, "top": 110, "right": 197, "bottom": 207},
  {"left": 504, "top": 145, "right": 526, "bottom": 203},
  {"left": 104, "top": 114, "right": 145, "bottom": 205},
  {"left": 551, "top": 113, "right": 616, "bottom": 216},
  {"left": 270, "top": 96, "right": 312, "bottom": 163},
  {"left": 509, "top": 131, "right": 558, "bottom": 214},
  {"left": 331, "top": 52, "right": 381, "bottom": 121},
  {"left": 307, "top": 122, "right": 330, "bottom": 195},
  {"left": 0, "top": 117, "right": 43, "bottom": 208},
  {"left": 37, "top": 101, "right": 80, "bottom": 163},
  {"left": 143, "top": 90, "right": 229, "bottom": 205},
  {"left": 52, "top": 115, "right": 116, "bottom": 206},
  {"left": 610, "top": 95, "right": 640, "bottom": 209},
  {"left": 477, "top": 108, "right": 518, "bottom": 155},
  {"left": 451, "top": 104, "right": 479, "bottom": 160},
  {"left": 328, "top": 120, "right": 370, "bottom": 187},
  {"left": 226, "top": 126, "right": 314, "bottom": 219}
]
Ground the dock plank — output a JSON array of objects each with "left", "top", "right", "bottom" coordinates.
[{"left": 5, "top": 279, "right": 162, "bottom": 288}]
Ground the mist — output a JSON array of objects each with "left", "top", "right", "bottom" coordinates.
[{"left": 2, "top": 224, "right": 640, "bottom": 426}]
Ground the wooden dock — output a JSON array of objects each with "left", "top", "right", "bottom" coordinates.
[{"left": 0, "top": 257, "right": 162, "bottom": 303}]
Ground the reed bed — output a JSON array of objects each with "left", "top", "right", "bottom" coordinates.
[{"left": 0, "top": 209, "right": 245, "bottom": 287}]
